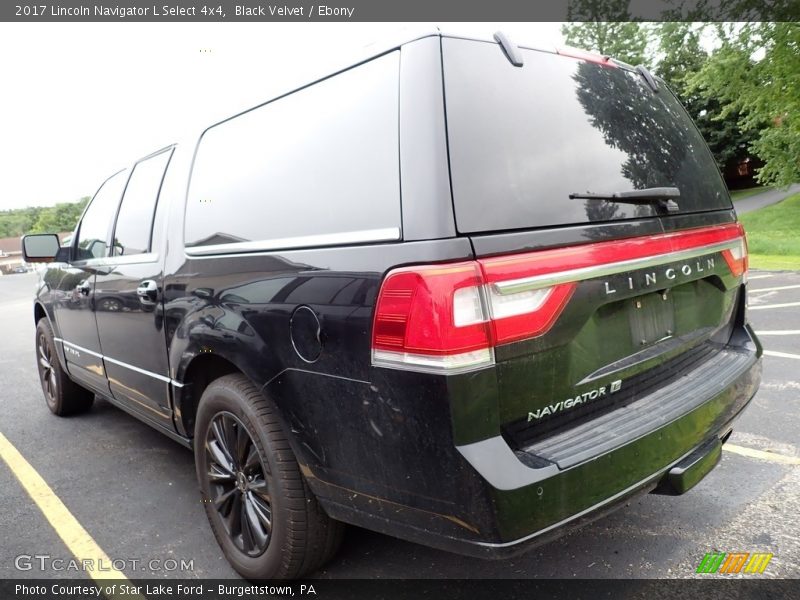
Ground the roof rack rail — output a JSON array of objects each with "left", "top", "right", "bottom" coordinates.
[{"left": 493, "top": 31, "right": 524, "bottom": 67}]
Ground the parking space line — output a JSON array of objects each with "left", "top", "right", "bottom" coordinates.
[
  {"left": 0, "top": 431, "right": 133, "bottom": 586},
  {"left": 750, "top": 283, "right": 800, "bottom": 293},
  {"left": 755, "top": 330, "right": 800, "bottom": 336},
  {"left": 725, "top": 443, "right": 800, "bottom": 465},
  {"left": 763, "top": 350, "right": 800, "bottom": 360},
  {"left": 748, "top": 274, "right": 774, "bottom": 280},
  {"left": 748, "top": 301, "right": 800, "bottom": 310}
]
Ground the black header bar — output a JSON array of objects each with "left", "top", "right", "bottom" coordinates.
[{"left": 2, "top": 0, "right": 799, "bottom": 22}]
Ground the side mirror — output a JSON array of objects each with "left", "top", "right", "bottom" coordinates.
[{"left": 21, "top": 234, "right": 61, "bottom": 263}]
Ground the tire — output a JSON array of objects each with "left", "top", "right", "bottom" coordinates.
[
  {"left": 98, "top": 298, "right": 122, "bottom": 312},
  {"left": 194, "top": 374, "right": 344, "bottom": 579},
  {"left": 35, "top": 318, "right": 94, "bottom": 416}
]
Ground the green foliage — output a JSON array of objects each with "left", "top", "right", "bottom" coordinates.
[
  {"left": 653, "top": 23, "right": 705, "bottom": 96},
  {"left": 0, "top": 197, "right": 89, "bottom": 239},
  {"left": 560, "top": 19, "right": 794, "bottom": 182},
  {"left": 561, "top": 22, "right": 652, "bottom": 67},
  {"left": 0, "top": 206, "right": 41, "bottom": 238},
  {"left": 30, "top": 197, "right": 90, "bottom": 234},
  {"left": 654, "top": 23, "right": 757, "bottom": 171},
  {"left": 688, "top": 23, "right": 800, "bottom": 186},
  {"left": 562, "top": 1, "right": 653, "bottom": 65},
  {"left": 739, "top": 193, "right": 800, "bottom": 269}
]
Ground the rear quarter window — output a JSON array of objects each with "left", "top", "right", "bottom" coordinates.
[
  {"left": 442, "top": 38, "right": 732, "bottom": 233},
  {"left": 185, "top": 51, "right": 401, "bottom": 252}
]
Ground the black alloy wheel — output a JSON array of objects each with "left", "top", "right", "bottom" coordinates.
[
  {"left": 205, "top": 411, "right": 272, "bottom": 556},
  {"left": 194, "top": 374, "right": 344, "bottom": 579},
  {"left": 34, "top": 318, "right": 94, "bottom": 415},
  {"left": 37, "top": 329, "right": 58, "bottom": 408}
]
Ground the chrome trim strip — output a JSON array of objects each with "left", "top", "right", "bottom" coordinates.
[
  {"left": 492, "top": 239, "right": 739, "bottom": 295},
  {"left": 103, "top": 355, "right": 172, "bottom": 384},
  {"left": 371, "top": 347, "right": 495, "bottom": 375},
  {"left": 58, "top": 339, "right": 103, "bottom": 359},
  {"left": 56, "top": 338, "right": 184, "bottom": 388},
  {"left": 93, "top": 252, "right": 160, "bottom": 267},
  {"left": 185, "top": 227, "right": 401, "bottom": 257}
]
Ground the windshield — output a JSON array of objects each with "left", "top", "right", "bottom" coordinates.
[{"left": 442, "top": 38, "right": 732, "bottom": 233}]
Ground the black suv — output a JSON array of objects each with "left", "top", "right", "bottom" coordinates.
[{"left": 23, "top": 30, "right": 762, "bottom": 579}]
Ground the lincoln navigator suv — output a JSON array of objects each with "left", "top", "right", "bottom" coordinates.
[{"left": 23, "top": 29, "right": 762, "bottom": 579}]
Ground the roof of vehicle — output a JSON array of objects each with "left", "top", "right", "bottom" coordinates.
[
  {"left": 197, "top": 27, "right": 566, "bottom": 136},
  {"left": 144, "top": 26, "right": 644, "bottom": 168}
]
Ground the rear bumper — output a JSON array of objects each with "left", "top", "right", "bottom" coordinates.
[
  {"left": 318, "top": 324, "right": 761, "bottom": 558},
  {"left": 454, "top": 324, "right": 761, "bottom": 556}
]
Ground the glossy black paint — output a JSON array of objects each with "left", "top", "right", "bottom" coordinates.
[
  {"left": 31, "top": 32, "right": 762, "bottom": 558},
  {"left": 45, "top": 263, "right": 109, "bottom": 395},
  {"left": 94, "top": 258, "right": 172, "bottom": 426}
]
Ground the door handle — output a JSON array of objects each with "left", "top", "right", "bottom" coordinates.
[{"left": 137, "top": 280, "right": 159, "bottom": 304}]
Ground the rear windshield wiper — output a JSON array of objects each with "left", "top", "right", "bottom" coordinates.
[{"left": 569, "top": 187, "right": 680, "bottom": 213}]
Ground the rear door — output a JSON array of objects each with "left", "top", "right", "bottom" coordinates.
[
  {"left": 94, "top": 147, "right": 174, "bottom": 428},
  {"left": 441, "top": 38, "right": 745, "bottom": 445}
]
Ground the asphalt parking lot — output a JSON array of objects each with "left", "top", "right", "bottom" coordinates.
[{"left": 1, "top": 270, "right": 798, "bottom": 580}]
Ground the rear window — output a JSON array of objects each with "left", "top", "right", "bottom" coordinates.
[
  {"left": 185, "top": 51, "right": 401, "bottom": 252},
  {"left": 442, "top": 38, "right": 731, "bottom": 233}
]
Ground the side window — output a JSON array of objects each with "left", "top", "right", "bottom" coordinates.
[
  {"left": 112, "top": 149, "right": 172, "bottom": 256},
  {"left": 75, "top": 170, "right": 127, "bottom": 260},
  {"left": 185, "top": 51, "right": 401, "bottom": 251}
]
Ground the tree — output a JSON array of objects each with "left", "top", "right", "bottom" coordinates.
[
  {"left": 30, "top": 197, "right": 90, "bottom": 234},
  {"left": 0, "top": 206, "right": 41, "bottom": 238},
  {"left": 653, "top": 23, "right": 757, "bottom": 172},
  {"left": 561, "top": 21, "right": 652, "bottom": 66},
  {"left": 561, "top": 0, "right": 653, "bottom": 66},
  {"left": 0, "top": 197, "right": 89, "bottom": 239},
  {"left": 688, "top": 22, "right": 800, "bottom": 186},
  {"left": 653, "top": 22, "right": 706, "bottom": 92}
]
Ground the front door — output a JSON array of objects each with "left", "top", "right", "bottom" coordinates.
[{"left": 52, "top": 170, "right": 128, "bottom": 395}]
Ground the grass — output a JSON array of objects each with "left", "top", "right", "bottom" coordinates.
[
  {"left": 729, "top": 185, "right": 772, "bottom": 202},
  {"left": 739, "top": 192, "right": 800, "bottom": 271}
]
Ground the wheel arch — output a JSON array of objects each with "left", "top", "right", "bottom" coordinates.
[
  {"left": 34, "top": 301, "right": 47, "bottom": 325},
  {"left": 34, "top": 300, "right": 68, "bottom": 372},
  {"left": 174, "top": 352, "right": 243, "bottom": 438}
]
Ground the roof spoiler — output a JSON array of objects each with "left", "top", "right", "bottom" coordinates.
[
  {"left": 493, "top": 31, "right": 524, "bottom": 67},
  {"left": 635, "top": 65, "right": 660, "bottom": 92}
]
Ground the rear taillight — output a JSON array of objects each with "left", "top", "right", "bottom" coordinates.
[
  {"left": 371, "top": 260, "right": 576, "bottom": 373},
  {"left": 721, "top": 224, "right": 749, "bottom": 280},
  {"left": 371, "top": 263, "right": 494, "bottom": 373},
  {"left": 372, "top": 223, "right": 748, "bottom": 374}
]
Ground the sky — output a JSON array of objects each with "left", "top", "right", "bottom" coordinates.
[{"left": 0, "top": 22, "right": 565, "bottom": 210}]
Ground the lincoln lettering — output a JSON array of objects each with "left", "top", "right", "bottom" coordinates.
[{"left": 604, "top": 257, "right": 716, "bottom": 295}]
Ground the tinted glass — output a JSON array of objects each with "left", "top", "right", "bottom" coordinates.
[
  {"left": 113, "top": 149, "right": 172, "bottom": 256},
  {"left": 76, "top": 170, "right": 127, "bottom": 260},
  {"left": 185, "top": 51, "right": 401, "bottom": 250},
  {"left": 443, "top": 39, "right": 731, "bottom": 233}
]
